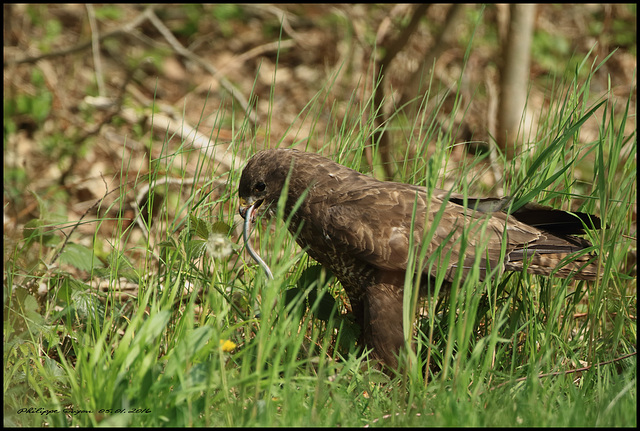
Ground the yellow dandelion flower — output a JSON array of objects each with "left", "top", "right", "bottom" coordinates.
[{"left": 220, "top": 339, "right": 236, "bottom": 352}]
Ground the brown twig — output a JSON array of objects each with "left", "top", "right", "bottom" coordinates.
[
  {"left": 146, "top": 9, "right": 259, "bottom": 126},
  {"left": 247, "top": 4, "right": 307, "bottom": 48},
  {"left": 5, "top": 6, "right": 157, "bottom": 66},
  {"left": 486, "top": 351, "right": 637, "bottom": 392}
]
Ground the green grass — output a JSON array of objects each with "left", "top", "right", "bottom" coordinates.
[{"left": 4, "top": 47, "right": 636, "bottom": 427}]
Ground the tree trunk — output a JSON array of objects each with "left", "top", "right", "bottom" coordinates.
[{"left": 496, "top": 4, "right": 536, "bottom": 159}]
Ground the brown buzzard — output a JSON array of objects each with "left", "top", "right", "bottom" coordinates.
[{"left": 238, "top": 149, "right": 600, "bottom": 369}]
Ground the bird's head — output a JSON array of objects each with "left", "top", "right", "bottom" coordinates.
[{"left": 237, "top": 149, "right": 298, "bottom": 221}]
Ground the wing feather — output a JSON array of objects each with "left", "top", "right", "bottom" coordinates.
[
  {"left": 301, "top": 161, "right": 593, "bottom": 281},
  {"left": 305, "top": 172, "right": 542, "bottom": 281}
]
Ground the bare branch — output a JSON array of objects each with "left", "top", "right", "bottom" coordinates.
[
  {"left": 146, "top": 9, "right": 259, "bottom": 126},
  {"left": 6, "top": 6, "right": 157, "bottom": 66},
  {"left": 372, "top": 4, "right": 430, "bottom": 180}
]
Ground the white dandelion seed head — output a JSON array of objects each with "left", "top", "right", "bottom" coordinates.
[{"left": 206, "top": 233, "right": 233, "bottom": 259}]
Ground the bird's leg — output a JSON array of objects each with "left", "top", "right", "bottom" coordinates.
[{"left": 362, "top": 278, "right": 406, "bottom": 370}]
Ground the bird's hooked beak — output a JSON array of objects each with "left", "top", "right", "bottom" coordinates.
[{"left": 239, "top": 197, "right": 264, "bottom": 221}]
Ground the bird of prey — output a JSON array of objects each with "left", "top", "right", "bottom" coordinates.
[{"left": 238, "top": 148, "right": 600, "bottom": 369}]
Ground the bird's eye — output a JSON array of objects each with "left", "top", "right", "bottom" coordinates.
[{"left": 254, "top": 181, "right": 266, "bottom": 193}]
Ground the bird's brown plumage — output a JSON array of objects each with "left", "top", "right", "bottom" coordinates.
[{"left": 238, "top": 148, "right": 600, "bottom": 368}]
